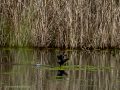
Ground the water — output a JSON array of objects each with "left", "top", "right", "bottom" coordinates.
[{"left": 0, "top": 48, "right": 120, "bottom": 90}]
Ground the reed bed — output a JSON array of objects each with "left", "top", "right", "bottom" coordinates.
[{"left": 0, "top": 0, "right": 120, "bottom": 49}]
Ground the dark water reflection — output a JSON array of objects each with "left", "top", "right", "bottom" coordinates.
[{"left": 0, "top": 48, "right": 120, "bottom": 90}]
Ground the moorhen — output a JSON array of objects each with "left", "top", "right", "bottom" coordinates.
[{"left": 57, "top": 54, "right": 69, "bottom": 66}]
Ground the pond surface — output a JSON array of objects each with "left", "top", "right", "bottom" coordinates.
[{"left": 0, "top": 48, "right": 120, "bottom": 90}]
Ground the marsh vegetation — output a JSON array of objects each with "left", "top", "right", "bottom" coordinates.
[{"left": 0, "top": 0, "right": 120, "bottom": 49}]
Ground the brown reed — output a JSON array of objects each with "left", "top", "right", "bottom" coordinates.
[{"left": 0, "top": 0, "right": 120, "bottom": 49}]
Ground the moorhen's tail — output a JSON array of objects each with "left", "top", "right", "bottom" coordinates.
[{"left": 63, "top": 58, "right": 69, "bottom": 62}]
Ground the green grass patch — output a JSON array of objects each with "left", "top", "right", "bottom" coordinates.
[
  {"left": 74, "top": 68, "right": 84, "bottom": 70},
  {"left": 0, "top": 83, "right": 4, "bottom": 85},
  {"left": 55, "top": 49, "right": 59, "bottom": 51},
  {"left": 113, "top": 77, "right": 119, "bottom": 79},
  {"left": 86, "top": 67, "right": 99, "bottom": 70},
  {"left": 94, "top": 49, "right": 100, "bottom": 50},
  {"left": 99, "top": 67, "right": 118, "bottom": 69},
  {"left": 65, "top": 49, "right": 78, "bottom": 51},
  {"left": 2, "top": 48, "right": 11, "bottom": 50},
  {"left": 1, "top": 72, "right": 20, "bottom": 74},
  {"left": 62, "top": 66, "right": 73, "bottom": 68},
  {"left": 84, "top": 65, "right": 94, "bottom": 67},
  {"left": 35, "top": 65, "right": 119, "bottom": 71},
  {"left": 35, "top": 65, "right": 74, "bottom": 70}
]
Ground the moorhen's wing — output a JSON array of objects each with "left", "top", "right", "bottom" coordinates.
[
  {"left": 63, "top": 58, "right": 69, "bottom": 62},
  {"left": 57, "top": 55, "right": 64, "bottom": 61}
]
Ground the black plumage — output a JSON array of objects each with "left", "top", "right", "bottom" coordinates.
[{"left": 57, "top": 53, "right": 69, "bottom": 66}]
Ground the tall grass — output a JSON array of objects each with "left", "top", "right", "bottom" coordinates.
[{"left": 0, "top": 0, "right": 120, "bottom": 49}]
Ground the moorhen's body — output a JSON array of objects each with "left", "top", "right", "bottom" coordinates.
[
  {"left": 57, "top": 58, "right": 69, "bottom": 66},
  {"left": 57, "top": 54, "right": 69, "bottom": 66}
]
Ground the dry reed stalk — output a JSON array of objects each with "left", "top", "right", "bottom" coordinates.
[{"left": 0, "top": 0, "right": 120, "bottom": 49}]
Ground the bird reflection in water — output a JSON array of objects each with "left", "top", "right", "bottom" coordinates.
[{"left": 56, "top": 70, "right": 68, "bottom": 79}]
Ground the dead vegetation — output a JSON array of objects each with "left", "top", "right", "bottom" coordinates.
[{"left": 0, "top": 0, "right": 120, "bottom": 49}]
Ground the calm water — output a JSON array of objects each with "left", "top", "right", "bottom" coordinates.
[{"left": 0, "top": 48, "right": 120, "bottom": 90}]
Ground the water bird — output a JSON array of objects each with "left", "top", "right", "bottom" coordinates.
[
  {"left": 57, "top": 53, "right": 69, "bottom": 66},
  {"left": 57, "top": 58, "right": 69, "bottom": 66},
  {"left": 57, "top": 52, "right": 66, "bottom": 61}
]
